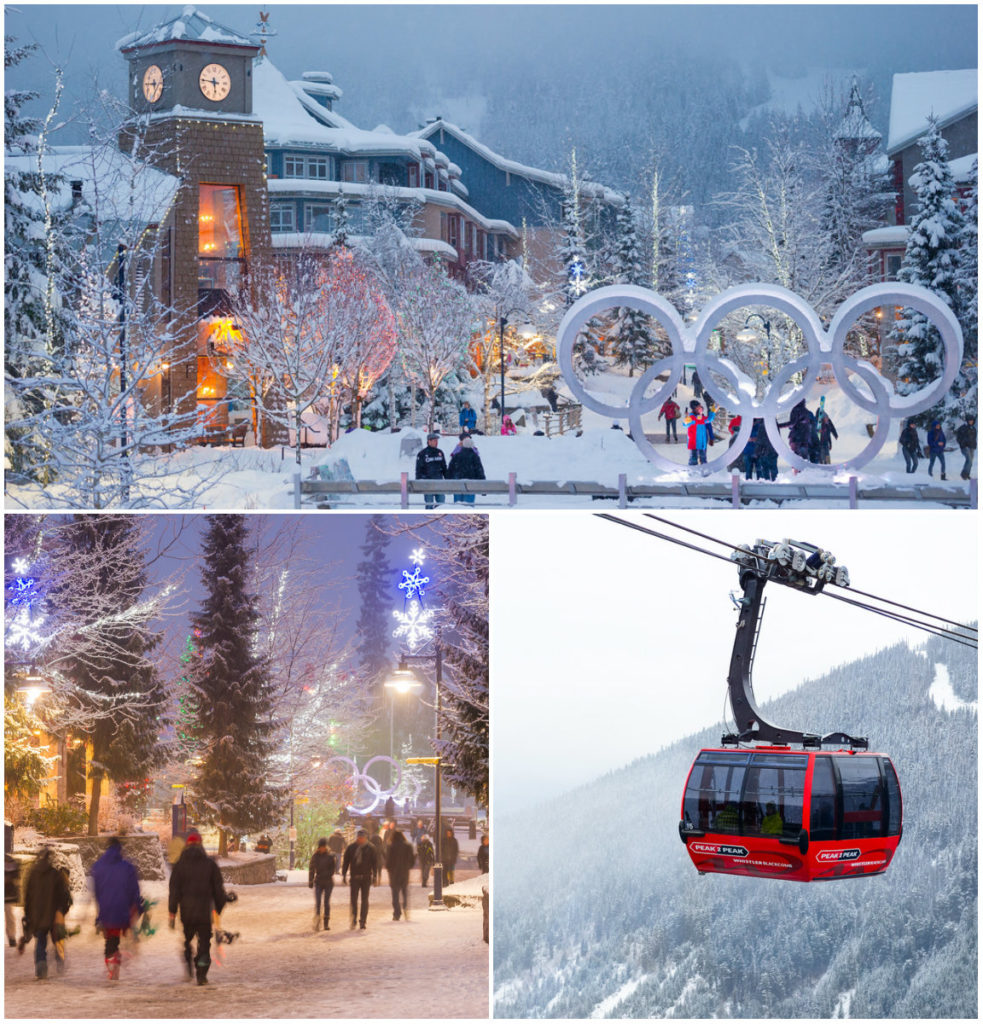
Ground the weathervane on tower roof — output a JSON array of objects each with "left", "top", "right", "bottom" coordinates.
[{"left": 253, "top": 10, "right": 276, "bottom": 57}]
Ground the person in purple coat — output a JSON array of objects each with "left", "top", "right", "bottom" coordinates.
[{"left": 91, "top": 838, "right": 142, "bottom": 980}]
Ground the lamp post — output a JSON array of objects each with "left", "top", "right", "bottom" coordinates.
[
  {"left": 736, "top": 312, "right": 772, "bottom": 380},
  {"left": 496, "top": 308, "right": 534, "bottom": 432},
  {"left": 385, "top": 642, "right": 445, "bottom": 907}
]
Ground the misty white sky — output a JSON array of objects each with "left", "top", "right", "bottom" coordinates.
[{"left": 491, "top": 510, "right": 977, "bottom": 814}]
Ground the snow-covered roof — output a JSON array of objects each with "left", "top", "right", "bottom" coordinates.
[
  {"left": 5, "top": 145, "right": 180, "bottom": 227},
  {"left": 862, "top": 225, "right": 907, "bottom": 247},
  {"left": 887, "top": 69, "right": 978, "bottom": 154},
  {"left": 949, "top": 153, "right": 978, "bottom": 183},
  {"left": 255, "top": 58, "right": 441, "bottom": 162},
  {"left": 267, "top": 177, "right": 519, "bottom": 237},
  {"left": 412, "top": 119, "right": 623, "bottom": 205},
  {"left": 269, "top": 232, "right": 457, "bottom": 262},
  {"left": 834, "top": 81, "right": 881, "bottom": 142},
  {"left": 117, "top": 5, "right": 256, "bottom": 52}
]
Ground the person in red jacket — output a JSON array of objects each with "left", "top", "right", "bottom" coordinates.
[
  {"left": 658, "top": 398, "right": 680, "bottom": 442},
  {"left": 684, "top": 401, "right": 716, "bottom": 466}
]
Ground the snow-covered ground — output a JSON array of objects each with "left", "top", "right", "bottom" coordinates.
[
  {"left": 5, "top": 376, "right": 973, "bottom": 510},
  {"left": 4, "top": 864, "right": 488, "bottom": 1019}
]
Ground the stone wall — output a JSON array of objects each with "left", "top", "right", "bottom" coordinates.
[
  {"left": 59, "top": 833, "right": 167, "bottom": 881},
  {"left": 217, "top": 853, "right": 276, "bottom": 885}
]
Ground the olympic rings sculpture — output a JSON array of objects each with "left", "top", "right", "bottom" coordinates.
[
  {"left": 557, "top": 282, "right": 964, "bottom": 473},
  {"left": 324, "top": 755, "right": 402, "bottom": 816}
]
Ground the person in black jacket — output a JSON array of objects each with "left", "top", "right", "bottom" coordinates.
[
  {"left": 899, "top": 419, "right": 921, "bottom": 474},
  {"left": 308, "top": 838, "right": 336, "bottom": 932},
  {"left": 168, "top": 831, "right": 227, "bottom": 985},
  {"left": 447, "top": 435, "right": 486, "bottom": 504},
  {"left": 956, "top": 415, "right": 976, "bottom": 480},
  {"left": 5, "top": 853, "right": 21, "bottom": 948},
  {"left": 441, "top": 827, "right": 460, "bottom": 886},
  {"left": 477, "top": 834, "right": 489, "bottom": 875},
  {"left": 415, "top": 432, "right": 447, "bottom": 509},
  {"left": 327, "top": 830, "right": 345, "bottom": 862},
  {"left": 385, "top": 830, "right": 415, "bottom": 921},
  {"left": 341, "top": 830, "right": 378, "bottom": 930},
  {"left": 23, "top": 847, "right": 71, "bottom": 979}
]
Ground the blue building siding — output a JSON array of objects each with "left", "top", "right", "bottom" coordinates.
[{"left": 425, "top": 130, "right": 564, "bottom": 227}]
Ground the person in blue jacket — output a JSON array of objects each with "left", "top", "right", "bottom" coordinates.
[
  {"left": 91, "top": 837, "right": 142, "bottom": 980},
  {"left": 926, "top": 420, "right": 947, "bottom": 480},
  {"left": 684, "top": 400, "right": 715, "bottom": 467},
  {"left": 458, "top": 402, "right": 477, "bottom": 433}
]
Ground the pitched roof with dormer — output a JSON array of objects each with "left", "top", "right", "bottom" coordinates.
[{"left": 834, "top": 79, "right": 882, "bottom": 143}]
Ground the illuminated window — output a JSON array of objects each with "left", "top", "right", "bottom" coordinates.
[{"left": 199, "top": 184, "right": 245, "bottom": 291}]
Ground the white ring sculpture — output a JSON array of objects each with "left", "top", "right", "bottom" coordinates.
[
  {"left": 324, "top": 754, "right": 402, "bottom": 816},
  {"left": 556, "top": 282, "right": 964, "bottom": 473}
]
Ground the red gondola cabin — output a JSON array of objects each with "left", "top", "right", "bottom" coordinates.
[{"left": 679, "top": 746, "right": 903, "bottom": 882}]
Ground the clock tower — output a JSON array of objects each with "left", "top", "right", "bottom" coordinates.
[{"left": 118, "top": 5, "right": 272, "bottom": 436}]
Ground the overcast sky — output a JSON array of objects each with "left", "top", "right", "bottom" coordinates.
[
  {"left": 5, "top": 4, "right": 977, "bottom": 143},
  {"left": 491, "top": 510, "right": 977, "bottom": 814}
]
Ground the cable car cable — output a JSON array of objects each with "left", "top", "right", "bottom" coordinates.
[
  {"left": 641, "top": 512, "right": 976, "bottom": 634},
  {"left": 601, "top": 513, "right": 976, "bottom": 648}
]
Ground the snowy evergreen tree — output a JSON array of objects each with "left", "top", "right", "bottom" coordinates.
[
  {"left": 331, "top": 192, "right": 350, "bottom": 248},
  {"left": 430, "top": 518, "right": 489, "bottom": 807},
  {"left": 887, "top": 118, "right": 968, "bottom": 426},
  {"left": 50, "top": 515, "right": 169, "bottom": 834},
  {"left": 3, "top": 38, "right": 70, "bottom": 484},
  {"left": 609, "top": 194, "right": 659, "bottom": 376},
  {"left": 187, "top": 515, "right": 284, "bottom": 856},
  {"left": 356, "top": 515, "right": 393, "bottom": 683},
  {"left": 952, "top": 161, "right": 977, "bottom": 421}
]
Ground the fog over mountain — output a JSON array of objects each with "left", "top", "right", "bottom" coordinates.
[{"left": 6, "top": 4, "right": 977, "bottom": 205}]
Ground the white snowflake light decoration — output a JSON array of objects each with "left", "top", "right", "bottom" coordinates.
[
  {"left": 12, "top": 558, "right": 29, "bottom": 576},
  {"left": 410, "top": 548, "right": 426, "bottom": 566},
  {"left": 398, "top": 566, "right": 430, "bottom": 603},
  {"left": 392, "top": 603, "right": 435, "bottom": 650},
  {"left": 6, "top": 607, "right": 46, "bottom": 652}
]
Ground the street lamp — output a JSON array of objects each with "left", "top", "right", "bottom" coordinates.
[
  {"left": 736, "top": 312, "right": 773, "bottom": 379},
  {"left": 386, "top": 666, "right": 423, "bottom": 789},
  {"left": 497, "top": 309, "right": 536, "bottom": 431},
  {"left": 385, "top": 642, "right": 446, "bottom": 908}
]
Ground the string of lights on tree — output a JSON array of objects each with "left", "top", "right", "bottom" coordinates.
[{"left": 392, "top": 546, "right": 435, "bottom": 650}]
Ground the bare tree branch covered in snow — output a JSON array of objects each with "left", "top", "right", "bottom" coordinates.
[
  {"left": 5, "top": 94, "right": 210, "bottom": 508},
  {"left": 396, "top": 263, "right": 477, "bottom": 433}
]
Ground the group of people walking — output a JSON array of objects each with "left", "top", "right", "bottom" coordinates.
[
  {"left": 310, "top": 822, "right": 475, "bottom": 931},
  {"left": 899, "top": 415, "right": 975, "bottom": 480}
]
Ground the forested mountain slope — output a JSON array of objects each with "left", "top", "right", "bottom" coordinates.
[{"left": 494, "top": 636, "right": 977, "bottom": 1018}]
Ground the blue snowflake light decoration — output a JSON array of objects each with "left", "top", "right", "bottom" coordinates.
[{"left": 398, "top": 566, "right": 430, "bottom": 603}]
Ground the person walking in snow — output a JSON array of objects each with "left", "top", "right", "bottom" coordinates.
[
  {"left": 416, "top": 834, "right": 434, "bottom": 887},
  {"left": 816, "top": 399, "right": 838, "bottom": 465},
  {"left": 926, "top": 420, "right": 947, "bottom": 480},
  {"left": 415, "top": 432, "right": 447, "bottom": 509},
  {"left": 168, "top": 830, "right": 227, "bottom": 985},
  {"left": 91, "top": 837, "right": 142, "bottom": 980},
  {"left": 956, "top": 415, "right": 976, "bottom": 480},
  {"left": 448, "top": 434, "right": 486, "bottom": 504},
  {"left": 899, "top": 419, "right": 921, "bottom": 474},
  {"left": 754, "top": 422, "right": 778, "bottom": 480},
  {"left": 308, "top": 838, "right": 336, "bottom": 932},
  {"left": 683, "top": 400, "right": 715, "bottom": 468},
  {"left": 5, "top": 852, "right": 21, "bottom": 948},
  {"left": 342, "top": 830, "right": 378, "bottom": 930},
  {"left": 385, "top": 830, "right": 415, "bottom": 921},
  {"left": 22, "top": 847, "right": 72, "bottom": 980},
  {"left": 477, "top": 834, "right": 489, "bottom": 875},
  {"left": 441, "top": 827, "right": 460, "bottom": 886},
  {"left": 690, "top": 369, "right": 703, "bottom": 404},
  {"left": 658, "top": 398, "right": 680, "bottom": 442},
  {"left": 458, "top": 401, "right": 477, "bottom": 434},
  {"left": 780, "top": 399, "right": 815, "bottom": 463},
  {"left": 327, "top": 830, "right": 345, "bottom": 864}
]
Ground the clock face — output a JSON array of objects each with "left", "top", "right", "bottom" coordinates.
[
  {"left": 199, "top": 63, "right": 231, "bottom": 102},
  {"left": 142, "top": 64, "right": 164, "bottom": 103}
]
